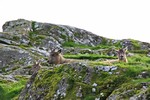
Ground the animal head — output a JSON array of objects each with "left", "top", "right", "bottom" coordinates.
[
  {"left": 116, "top": 47, "right": 128, "bottom": 62},
  {"left": 48, "top": 48, "right": 64, "bottom": 64},
  {"left": 30, "top": 60, "right": 41, "bottom": 74}
]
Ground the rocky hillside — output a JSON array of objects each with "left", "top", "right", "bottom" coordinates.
[{"left": 0, "top": 19, "right": 150, "bottom": 100}]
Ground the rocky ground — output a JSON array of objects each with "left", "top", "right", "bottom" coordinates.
[{"left": 0, "top": 19, "right": 150, "bottom": 100}]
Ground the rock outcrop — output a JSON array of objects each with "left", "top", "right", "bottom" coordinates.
[
  {"left": 0, "top": 19, "right": 150, "bottom": 100},
  {"left": 0, "top": 44, "right": 33, "bottom": 72},
  {"left": 2, "top": 19, "right": 150, "bottom": 50},
  {"left": 18, "top": 63, "right": 119, "bottom": 100}
]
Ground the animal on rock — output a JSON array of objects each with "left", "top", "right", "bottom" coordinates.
[
  {"left": 48, "top": 48, "right": 76, "bottom": 64},
  {"left": 30, "top": 60, "right": 41, "bottom": 74},
  {"left": 48, "top": 47, "right": 128, "bottom": 65},
  {"left": 102, "top": 47, "right": 128, "bottom": 64}
]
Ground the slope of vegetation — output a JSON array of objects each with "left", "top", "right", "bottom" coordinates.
[
  {"left": 1, "top": 19, "right": 150, "bottom": 100},
  {"left": 19, "top": 51, "right": 150, "bottom": 99},
  {"left": 0, "top": 76, "right": 28, "bottom": 100},
  {"left": 2, "top": 40, "right": 150, "bottom": 100}
]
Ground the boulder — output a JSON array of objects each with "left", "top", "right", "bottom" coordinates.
[{"left": 0, "top": 44, "right": 33, "bottom": 73}]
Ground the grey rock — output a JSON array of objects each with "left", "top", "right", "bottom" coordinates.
[
  {"left": 0, "top": 74, "right": 17, "bottom": 82},
  {"left": 129, "top": 92, "right": 148, "bottom": 100},
  {"left": 107, "top": 95, "right": 119, "bottom": 100},
  {"left": 127, "top": 53, "right": 134, "bottom": 57},
  {"left": 0, "top": 44, "right": 33, "bottom": 71},
  {"left": 111, "top": 39, "right": 119, "bottom": 44},
  {"left": 83, "top": 67, "right": 94, "bottom": 84},
  {"left": 55, "top": 78, "right": 68, "bottom": 98},
  {"left": 140, "top": 42, "right": 150, "bottom": 50},
  {"left": 95, "top": 98, "right": 100, "bottom": 100},
  {"left": 3, "top": 19, "right": 32, "bottom": 34},
  {"left": 92, "top": 88, "right": 96, "bottom": 93},
  {"left": 92, "top": 83, "right": 98, "bottom": 87},
  {"left": 120, "top": 39, "right": 134, "bottom": 50},
  {"left": 76, "top": 86, "right": 82, "bottom": 97},
  {"left": 141, "top": 71, "right": 149, "bottom": 78},
  {"left": 2, "top": 19, "right": 106, "bottom": 49},
  {"left": 96, "top": 66, "right": 117, "bottom": 72},
  {"left": 147, "top": 52, "right": 150, "bottom": 57}
]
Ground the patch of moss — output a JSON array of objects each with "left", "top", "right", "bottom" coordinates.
[
  {"left": 12, "top": 66, "right": 20, "bottom": 71},
  {"left": 114, "top": 41, "right": 122, "bottom": 48},
  {"left": 0, "top": 86, "right": 5, "bottom": 97},
  {"left": 20, "top": 54, "right": 150, "bottom": 99},
  {"left": 12, "top": 36, "right": 20, "bottom": 41},
  {"left": 31, "top": 21, "right": 36, "bottom": 31},
  {"left": 110, "top": 79, "right": 148, "bottom": 99},
  {"left": 74, "top": 32, "right": 81, "bottom": 37},
  {"left": 19, "top": 44, "right": 31, "bottom": 49},
  {"left": 30, "top": 68, "right": 64, "bottom": 99},
  {"left": 60, "top": 34, "right": 67, "bottom": 40},
  {"left": 130, "top": 39, "right": 141, "bottom": 50},
  {"left": 28, "top": 31, "right": 37, "bottom": 45},
  {"left": 101, "top": 37, "right": 108, "bottom": 45},
  {"left": 0, "top": 75, "right": 28, "bottom": 100},
  {"left": 128, "top": 54, "right": 150, "bottom": 64},
  {"left": 2, "top": 67, "right": 6, "bottom": 72},
  {"left": 62, "top": 41, "right": 88, "bottom": 48},
  {"left": 35, "top": 35, "right": 46, "bottom": 40},
  {"left": 90, "top": 45, "right": 115, "bottom": 50},
  {"left": 130, "top": 50, "right": 148, "bottom": 54}
]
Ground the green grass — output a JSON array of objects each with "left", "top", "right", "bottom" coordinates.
[
  {"left": 90, "top": 45, "right": 115, "bottom": 50},
  {"left": 129, "top": 39, "right": 141, "bottom": 49},
  {"left": 62, "top": 37, "right": 122, "bottom": 50},
  {"left": 19, "top": 44, "right": 32, "bottom": 49},
  {"left": 62, "top": 41, "right": 119, "bottom": 50},
  {"left": 112, "top": 54, "right": 150, "bottom": 77},
  {"left": 0, "top": 76, "right": 28, "bottom": 100},
  {"left": 62, "top": 41, "right": 89, "bottom": 48},
  {"left": 111, "top": 78, "right": 150, "bottom": 99},
  {"left": 130, "top": 50, "right": 148, "bottom": 54},
  {"left": 128, "top": 54, "right": 150, "bottom": 64},
  {"left": 132, "top": 78, "right": 150, "bottom": 84},
  {"left": 32, "top": 69, "right": 63, "bottom": 100},
  {"left": 64, "top": 54, "right": 117, "bottom": 60},
  {"left": 31, "top": 21, "right": 36, "bottom": 31},
  {"left": 62, "top": 38, "right": 143, "bottom": 51}
]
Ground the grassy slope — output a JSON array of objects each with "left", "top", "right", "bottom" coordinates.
[
  {"left": 62, "top": 43, "right": 150, "bottom": 99},
  {"left": 1, "top": 27, "right": 150, "bottom": 99},
  {"left": 20, "top": 52, "right": 150, "bottom": 99},
  {"left": 2, "top": 44, "right": 150, "bottom": 100},
  {"left": 0, "top": 76, "right": 28, "bottom": 100}
]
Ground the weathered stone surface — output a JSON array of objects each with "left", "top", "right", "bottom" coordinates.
[
  {"left": 107, "top": 85, "right": 150, "bottom": 100},
  {"left": 140, "top": 71, "right": 149, "bottom": 78},
  {"left": 0, "top": 44, "right": 33, "bottom": 72},
  {"left": 54, "top": 78, "right": 68, "bottom": 99},
  {"left": 3, "top": 19, "right": 32, "bottom": 34},
  {"left": 1, "top": 19, "right": 107, "bottom": 49},
  {"left": 0, "top": 74, "right": 17, "bottom": 82},
  {"left": 96, "top": 66, "right": 117, "bottom": 72}
]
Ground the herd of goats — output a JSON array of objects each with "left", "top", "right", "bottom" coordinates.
[
  {"left": 48, "top": 47, "right": 128, "bottom": 64},
  {"left": 30, "top": 47, "right": 128, "bottom": 74}
]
